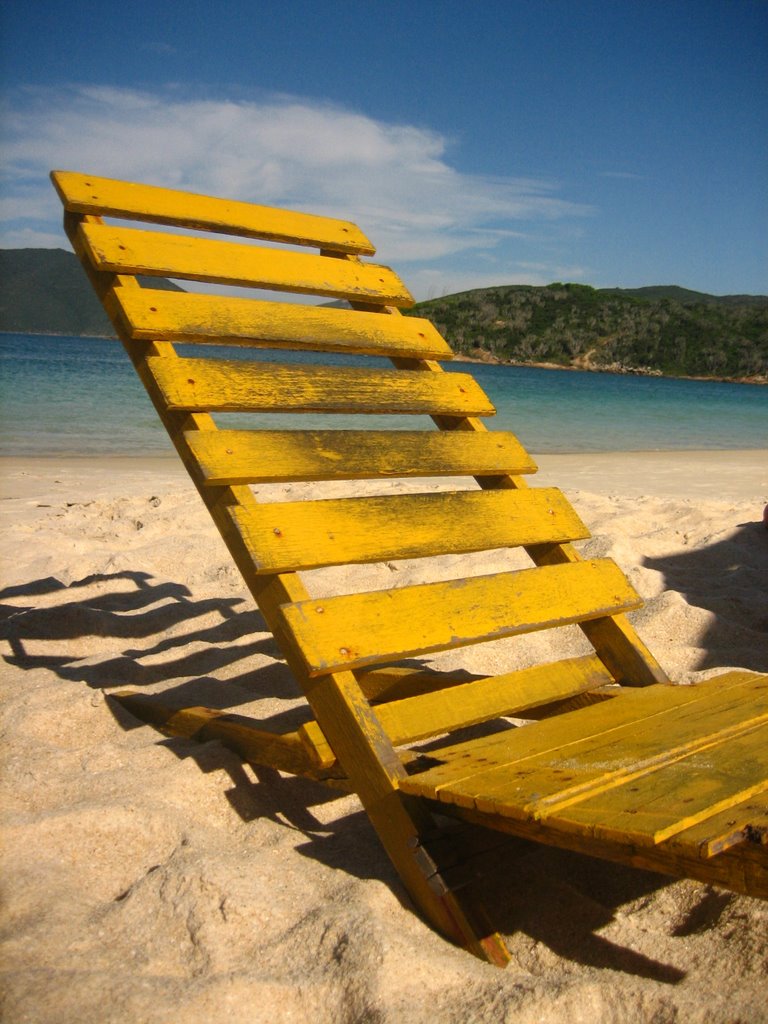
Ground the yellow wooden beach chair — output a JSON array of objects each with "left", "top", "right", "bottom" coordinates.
[{"left": 52, "top": 171, "right": 767, "bottom": 965}]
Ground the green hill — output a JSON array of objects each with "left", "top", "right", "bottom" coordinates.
[
  {"left": 2, "top": 250, "right": 766, "bottom": 380},
  {"left": 407, "top": 283, "right": 768, "bottom": 381},
  {"left": 0, "top": 248, "right": 183, "bottom": 337},
  {"left": 599, "top": 285, "right": 768, "bottom": 308}
]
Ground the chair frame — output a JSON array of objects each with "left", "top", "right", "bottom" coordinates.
[{"left": 52, "top": 171, "right": 767, "bottom": 964}]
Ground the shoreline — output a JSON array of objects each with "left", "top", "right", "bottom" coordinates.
[
  {"left": 452, "top": 351, "right": 768, "bottom": 386},
  {"left": 2, "top": 449, "right": 766, "bottom": 502},
  {"left": 4, "top": 330, "right": 765, "bottom": 385}
]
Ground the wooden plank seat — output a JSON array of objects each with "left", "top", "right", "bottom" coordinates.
[
  {"left": 402, "top": 671, "right": 768, "bottom": 896},
  {"left": 52, "top": 169, "right": 768, "bottom": 968}
]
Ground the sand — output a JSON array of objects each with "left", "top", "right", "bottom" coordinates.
[{"left": 1, "top": 450, "right": 767, "bottom": 1024}]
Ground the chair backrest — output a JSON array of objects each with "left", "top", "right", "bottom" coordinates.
[{"left": 52, "top": 170, "right": 669, "bottom": 760}]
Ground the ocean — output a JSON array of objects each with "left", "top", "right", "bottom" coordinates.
[{"left": 1, "top": 332, "right": 765, "bottom": 457}]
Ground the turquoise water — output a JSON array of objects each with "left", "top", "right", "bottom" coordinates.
[{"left": 1, "top": 333, "right": 765, "bottom": 456}]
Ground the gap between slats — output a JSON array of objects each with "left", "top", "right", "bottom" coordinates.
[
  {"left": 399, "top": 672, "right": 765, "bottom": 800},
  {"left": 664, "top": 795, "right": 768, "bottom": 858},
  {"left": 462, "top": 680, "right": 768, "bottom": 823},
  {"left": 543, "top": 721, "right": 768, "bottom": 846}
]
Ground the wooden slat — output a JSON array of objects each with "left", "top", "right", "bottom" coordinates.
[
  {"left": 377, "top": 655, "right": 613, "bottom": 746},
  {"left": 109, "top": 691, "right": 342, "bottom": 778},
  {"left": 664, "top": 796, "right": 768, "bottom": 859},
  {"left": 546, "top": 722, "right": 768, "bottom": 846},
  {"left": 149, "top": 356, "right": 495, "bottom": 416},
  {"left": 355, "top": 664, "right": 615, "bottom": 709},
  {"left": 229, "top": 487, "right": 588, "bottom": 572},
  {"left": 79, "top": 223, "right": 413, "bottom": 305},
  {"left": 416, "top": 792, "right": 768, "bottom": 900},
  {"left": 464, "top": 675, "right": 768, "bottom": 821},
  {"left": 109, "top": 288, "right": 453, "bottom": 357},
  {"left": 400, "top": 672, "right": 765, "bottom": 802},
  {"left": 51, "top": 170, "right": 375, "bottom": 254},
  {"left": 281, "top": 559, "right": 642, "bottom": 676},
  {"left": 187, "top": 428, "right": 538, "bottom": 484}
]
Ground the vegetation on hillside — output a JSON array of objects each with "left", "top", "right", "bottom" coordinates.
[
  {"left": 407, "top": 283, "right": 768, "bottom": 380},
  {"left": 1, "top": 249, "right": 765, "bottom": 381}
]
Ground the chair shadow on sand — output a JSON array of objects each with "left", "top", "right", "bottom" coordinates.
[
  {"left": 641, "top": 519, "right": 768, "bottom": 674},
  {"left": 5, "top": 551, "right": 760, "bottom": 984}
]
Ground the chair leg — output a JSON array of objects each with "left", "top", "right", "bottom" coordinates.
[
  {"left": 249, "top": 561, "right": 514, "bottom": 961},
  {"left": 299, "top": 667, "right": 512, "bottom": 964},
  {"left": 400, "top": 812, "right": 513, "bottom": 966}
]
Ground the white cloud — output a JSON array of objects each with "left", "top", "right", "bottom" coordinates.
[{"left": 0, "top": 85, "right": 593, "bottom": 297}]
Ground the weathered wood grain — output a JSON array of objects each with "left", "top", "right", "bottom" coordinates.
[
  {"left": 78, "top": 222, "right": 413, "bottom": 304},
  {"left": 545, "top": 721, "right": 768, "bottom": 846},
  {"left": 376, "top": 654, "right": 613, "bottom": 745},
  {"left": 188, "top": 428, "right": 538, "bottom": 484},
  {"left": 664, "top": 796, "right": 768, "bottom": 858},
  {"left": 51, "top": 170, "right": 375, "bottom": 253},
  {"left": 149, "top": 356, "right": 494, "bottom": 416},
  {"left": 109, "top": 288, "right": 452, "bottom": 357},
  {"left": 400, "top": 671, "right": 765, "bottom": 800},
  {"left": 282, "top": 559, "right": 642, "bottom": 675},
  {"left": 462, "top": 674, "right": 768, "bottom": 819},
  {"left": 229, "top": 486, "right": 587, "bottom": 572}
]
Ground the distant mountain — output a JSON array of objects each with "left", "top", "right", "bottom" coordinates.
[
  {"left": 408, "top": 282, "right": 768, "bottom": 381},
  {"left": 598, "top": 285, "right": 768, "bottom": 308},
  {"left": 0, "top": 248, "right": 183, "bottom": 337},
  {"left": 2, "top": 250, "right": 766, "bottom": 381}
]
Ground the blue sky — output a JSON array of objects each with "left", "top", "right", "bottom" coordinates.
[{"left": 1, "top": 0, "right": 766, "bottom": 299}]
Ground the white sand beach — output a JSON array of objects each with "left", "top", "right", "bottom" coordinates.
[{"left": 1, "top": 450, "right": 767, "bottom": 1023}]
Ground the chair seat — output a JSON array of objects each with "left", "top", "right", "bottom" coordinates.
[{"left": 401, "top": 671, "right": 768, "bottom": 864}]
